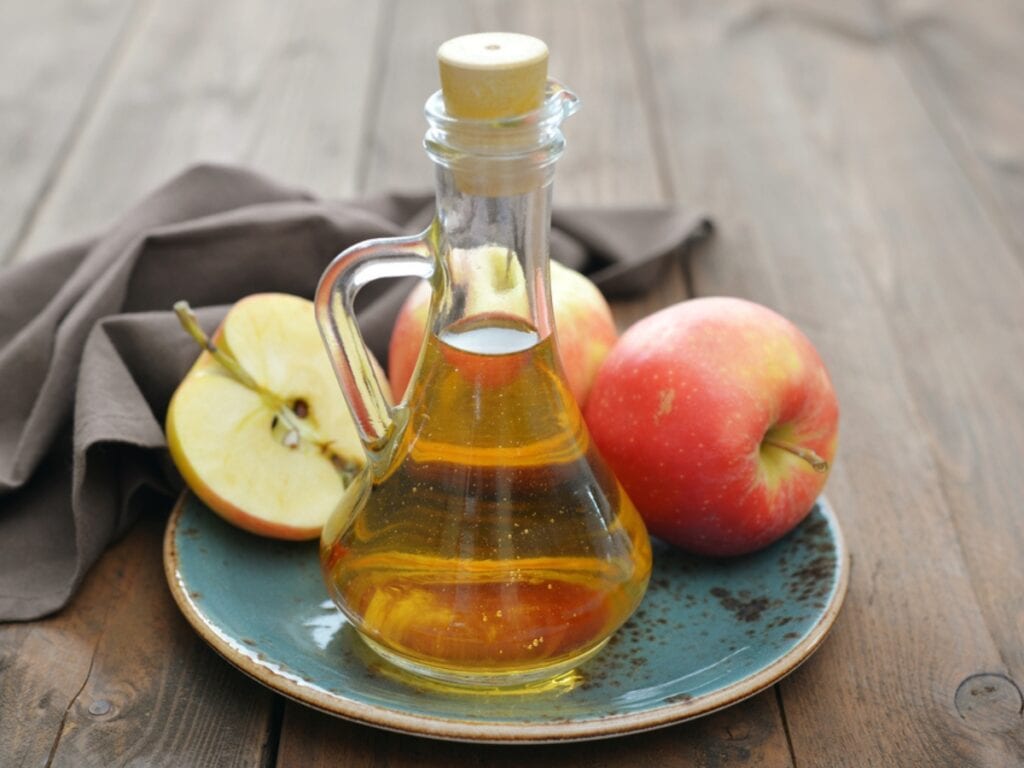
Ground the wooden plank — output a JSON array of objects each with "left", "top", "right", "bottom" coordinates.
[
  {"left": 12, "top": 0, "right": 383, "bottom": 262},
  {"left": 27, "top": 513, "right": 278, "bottom": 767},
  {"left": 355, "top": 0, "right": 473, "bottom": 195},
  {"left": 805, "top": 0, "right": 1024, "bottom": 717},
  {"left": 277, "top": 693, "right": 793, "bottom": 768},
  {"left": 0, "top": 492, "right": 135, "bottom": 766},
  {"left": 361, "top": 0, "right": 669, "bottom": 206},
  {"left": 640, "top": 0, "right": 1023, "bottom": 764},
  {"left": 476, "top": 0, "right": 684, "bottom": 331},
  {"left": 0, "top": 0, "right": 140, "bottom": 264},
  {"left": 771, "top": 0, "right": 1024, "bottom": 754},
  {"left": 879, "top": 0, "right": 1024, "bottom": 256},
  {"left": 477, "top": 0, "right": 669, "bottom": 205},
  {"left": 0, "top": 512, "right": 273, "bottom": 766},
  {"left": 4, "top": 3, "right": 385, "bottom": 763},
  {"left": 276, "top": 1, "right": 792, "bottom": 765}
]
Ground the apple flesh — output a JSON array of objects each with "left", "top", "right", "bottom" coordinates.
[
  {"left": 166, "top": 293, "right": 377, "bottom": 540},
  {"left": 584, "top": 297, "right": 839, "bottom": 557},
  {"left": 388, "top": 251, "right": 618, "bottom": 405}
]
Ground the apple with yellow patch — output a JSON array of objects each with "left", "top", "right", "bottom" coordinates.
[
  {"left": 166, "top": 293, "right": 378, "bottom": 540},
  {"left": 584, "top": 297, "right": 839, "bottom": 556},
  {"left": 389, "top": 249, "right": 617, "bottom": 405}
]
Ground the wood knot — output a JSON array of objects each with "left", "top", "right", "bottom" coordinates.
[
  {"left": 87, "top": 698, "right": 114, "bottom": 718},
  {"left": 954, "top": 673, "right": 1023, "bottom": 734}
]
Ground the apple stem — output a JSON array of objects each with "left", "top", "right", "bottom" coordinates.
[
  {"left": 173, "top": 302, "right": 265, "bottom": 394},
  {"left": 174, "top": 301, "right": 307, "bottom": 448},
  {"left": 762, "top": 437, "right": 830, "bottom": 473}
]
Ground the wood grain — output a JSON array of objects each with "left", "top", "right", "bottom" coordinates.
[
  {"left": 640, "top": 0, "right": 1023, "bottom": 763},
  {"left": 38, "top": 514, "right": 276, "bottom": 767},
  {"left": 12, "top": 0, "right": 382, "bottom": 263},
  {"left": 0, "top": 502, "right": 137, "bottom": 766},
  {"left": 880, "top": 0, "right": 1024, "bottom": 257},
  {"left": 2, "top": 4, "right": 383, "bottom": 763},
  {"left": 0, "top": 0, "right": 141, "bottom": 264},
  {"left": 356, "top": 0, "right": 473, "bottom": 194},
  {"left": 277, "top": 693, "right": 793, "bottom": 768},
  {"left": 761, "top": 0, "right": 1024, "bottom": 753},
  {"left": 478, "top": 0, "right": 669, "bottom": 205},
  {"left": 0, "top": 514, "right": 274, "bottom": 766},
  {"left": 361, "top": 0, "right": 670, "bottom": 206}
]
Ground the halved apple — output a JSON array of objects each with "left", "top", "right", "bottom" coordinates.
[{"left": 166, "top": 293, "right": 380, "bottom": 540}]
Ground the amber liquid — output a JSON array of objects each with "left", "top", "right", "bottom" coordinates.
[{"left": 321, "top": 315, "right": 651, "bottom": 684}]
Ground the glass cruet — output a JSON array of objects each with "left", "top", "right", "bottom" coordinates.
[{"left": 315, "top": 33, "right": 651, "bottom": 687}]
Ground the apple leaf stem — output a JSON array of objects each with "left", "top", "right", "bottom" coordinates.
[{"left": 762, "top": 437, "right": 829, "bottom": 473}]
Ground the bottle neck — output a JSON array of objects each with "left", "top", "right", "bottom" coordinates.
[
  {"left": 431, "top": 165, "right": 556, "bottom": 341},
  {"left": 422, "top": 81, "right": 577, "bottom": 344}
]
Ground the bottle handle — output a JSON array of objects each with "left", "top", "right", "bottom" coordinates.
[{"left": 315, "top": 224, "right": 436, "bottom": 455}]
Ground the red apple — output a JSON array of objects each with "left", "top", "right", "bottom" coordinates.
[
  {"left": 388, "top": 250, "right": 618, "bottom": 405},
  {"left": 584, "top": 297, "right": 839, "bottom": 557}
]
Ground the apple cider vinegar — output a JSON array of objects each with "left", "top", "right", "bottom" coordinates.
[
  {"left": 320, "top": 315, "right": 651, "bottom": 684},
  {"left": 315, "top": 33, "right": 651, "bottom": 687}
]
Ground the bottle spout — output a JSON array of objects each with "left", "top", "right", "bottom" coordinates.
[{"left": 548, "top": 80, "right": 581, "bottom": 122}]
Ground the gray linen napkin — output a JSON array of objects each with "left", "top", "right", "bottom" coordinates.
[{"left": 0, "top": 164, "right": 710, "bottom": 621}]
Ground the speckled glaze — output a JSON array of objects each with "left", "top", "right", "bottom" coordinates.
[{"left": 164, "top": 494, "right": 848, "bottom": 743}]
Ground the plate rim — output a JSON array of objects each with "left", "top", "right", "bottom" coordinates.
[{"left": 164, "top": 492, "right": 849, "bottom": 744}]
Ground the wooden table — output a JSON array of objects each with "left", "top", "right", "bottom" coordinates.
[{"left": 3, "top": 1, "right": 1023, "bottom": 765}]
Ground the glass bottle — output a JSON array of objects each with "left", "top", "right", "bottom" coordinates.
[{"left": 315, "top": 35, "right": 650, "bottom": 687}]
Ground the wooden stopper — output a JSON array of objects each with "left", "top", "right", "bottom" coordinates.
[{"left": 438, "top": 33, "right": 549, "bottom": 120}]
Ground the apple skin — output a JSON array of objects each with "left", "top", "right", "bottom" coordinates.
[
  {"left": 388, "top": 259, "right": 618, "bottom": 405},
  {"left": 584, "top": 297, "right": 839, "bottom": 557}
]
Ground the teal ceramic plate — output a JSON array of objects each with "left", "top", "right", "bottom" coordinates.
[{"left": 164, "top": 493, "right": 847, "bottom": 743}]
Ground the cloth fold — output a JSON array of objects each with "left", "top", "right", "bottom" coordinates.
[{"left": 0, "top": 164, "right": 710, "bottom": 620}]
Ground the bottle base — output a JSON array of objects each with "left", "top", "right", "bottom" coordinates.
[{"left": 359, "top": 634, "right": 610, "bottom": 690}]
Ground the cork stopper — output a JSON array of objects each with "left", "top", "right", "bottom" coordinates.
[{"left": 438, "top": 33, "right": 549, "bottom": 120}]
